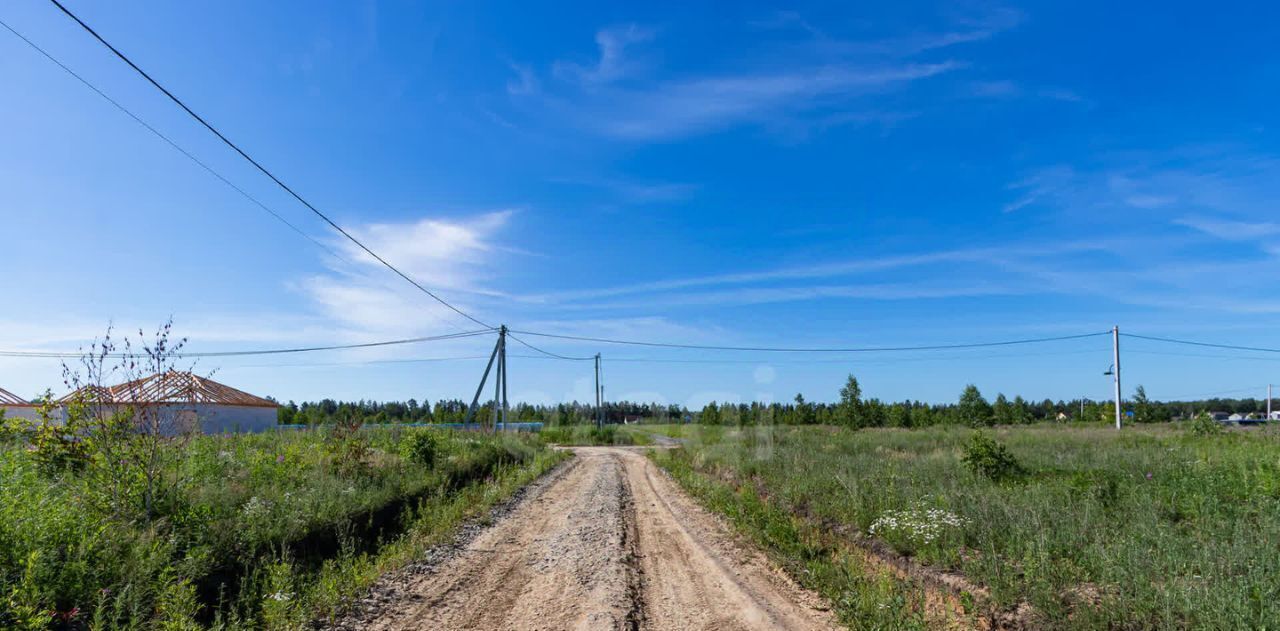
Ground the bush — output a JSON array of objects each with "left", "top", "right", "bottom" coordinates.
[
  {"left": 1188, "top": 411, "right": 1224, "bottom": 437},
  {"left": 325, "top": 415, "right": 371, "bottom": 477},
  {"left": 400, "top": 430, "right": 441, "bottom": 467},
  {"left": 960, "top": 431, "right": 1025, "bottom": 481}
]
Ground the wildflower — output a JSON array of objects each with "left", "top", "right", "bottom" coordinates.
[
  {"left": 869, "top": 504, "right": 967, "bottom": 545},
  {"left": 269, "top": 591, "right": 293, "bottom": 602},
  {"left": 241, "top": 496, "right": 271, "bottom": 517},
  {"left": 1145, "top": 472, "right": 1153, "bottom": 480},
  {"left": 276, "top": 454, "right": 285, "bottom": 464}
]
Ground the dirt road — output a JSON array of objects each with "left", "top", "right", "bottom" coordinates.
[{"left": 355, "top": 447, "right": 838, "bottom": 630}]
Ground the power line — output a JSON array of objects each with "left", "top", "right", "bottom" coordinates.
[
  {"left": 0, "top": 17, "right": 344, "bottom": 262},
  {"left": 1158, "top": 385, "right": 1269, "bottom": 401},
  {"left": 591, "top": 346, "right": 1110, "bottom": 364},
  {"left": 211, "top": 345, "right": 1110, "bottom": 370},
  {"left": 46, "top": 0, "right": 492, "bottom": 330},
  {"left": 1121, "top": 333, "right": 1280, "bottom": 354},
  {"left": 1126, "top": 349, "right": 1280, "bottom": 362},
  {"left": 506, "top": 333, "right": 594, "bottom": 361},
  {"left": 224, "top": 355, "right": 493, "bottom": 369},
  {"left": 508, "top": 330, "right": 1111, "bottom": 353},
  {"left": 0, "top": 329, "right": 495, "bottom": 359}
]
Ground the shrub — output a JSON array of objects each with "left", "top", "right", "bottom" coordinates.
[
  {"left": 1188, "top": 411, "right": 1223, "bottom": 437},
  {"left": 27, "top": 399, "right": 92, "bottom": 475},
  {"left": 400, "top": 430, "right": 440, "bottom": 467},
  {"left": 325, "top": 415, "right": 371, "bottom": 477},
  {"left": 960, "top": 431, "right": 1025, "bottom": 481}
]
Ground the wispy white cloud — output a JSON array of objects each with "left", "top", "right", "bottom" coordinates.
[
  {"left": 965, "top": 81, "right": 1086, "bottom": 104},
  {"left": 507, "top": 8, "right": 1019, "bottom": 142},
  {"left": 585, "top": 281, "right": 1027, "bottom": 310},
  {"left": 521, "top": 240, "right": 1113, "bottom": 304},
  {"left": 552, "top": 24, "right": 655, "bottom": 85},
  {"left": 591, "top": 62, "right": 959, "bottom": 140},
  {"left": 1173, "top": 216, "right": 1280, "bottom": 241},
  {"left": 505, "top": 62, "right": 539, "bottom": 95},
  {"left": 302, "top": 211, "right": 515, "bottom": 337},
  {"left": 548, "top": 175, "right": 697, "bottom": 203},
  {"left": 1004, "top": 151, "right": 1280, "bottom": 226},
  {"left": 759, "top": 7, "right": 1023, "bottom": 57}
]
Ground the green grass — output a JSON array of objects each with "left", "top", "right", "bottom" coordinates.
[
  {"left": 0, "top": 426, "right": 565, "bottom": 629},
  {"left": 647, "top": 423, "right": 1280, "bottom": 629},
  {"left": 537, "top": 424, "right": 648, "bottom": 446}
]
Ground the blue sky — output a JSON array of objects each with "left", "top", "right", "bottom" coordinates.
[{"left": 2, "top": 0, "right": 1279, "bottom": 408}]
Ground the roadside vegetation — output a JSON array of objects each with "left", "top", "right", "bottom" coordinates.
[
  {"left": 649, "top": 422, "right": 1280, "bottom": 628},
  {"left": 0, "top": 419, "right": 564, "bottom": 629},
  {"left": 0, "top": 324, "right": 567, "bottom": 630},
  {"left": 538, "top": 423, "right": 649, "bottom": 446}
]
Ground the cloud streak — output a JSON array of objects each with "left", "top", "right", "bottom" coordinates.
[
  {"left": 302, "top": 211, "right": 515, "bottom": 337},
  {"left": 590, "top": 62, "right": 958, "bottom": 140},
  {"left": 519, "top": 240, "right": 1117, "bottom": 304},
  {"left": 507, "top": 10, "right": 1011, "bottom": 142}
]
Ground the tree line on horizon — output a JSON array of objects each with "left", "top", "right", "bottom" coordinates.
[{"left": 275, "top": 375, "right": 1271, "bottom": 428}]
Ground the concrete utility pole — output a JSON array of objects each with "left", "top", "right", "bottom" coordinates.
[
  {"left": 492, "top": 332, "right": 502, "bottom": 432},
  {"left": 463, "top": 331, "right": 502, "bottom": 428},
  {"left": 594, "top": 353, "right": 602, "bottom": 429},
  {"left": 499, "top": 325, "right": 509, "bottom": 431},
  {"left": 1112, "top": 325, "right": 1122, "bottom": 429}
]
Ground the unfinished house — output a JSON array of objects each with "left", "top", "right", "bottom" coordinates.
[
  {"left": 0, "top": 386, "right": 39, "bottom": 422},
  {"left": 57, "top": 371, "right": 278, "bottom": 434}
]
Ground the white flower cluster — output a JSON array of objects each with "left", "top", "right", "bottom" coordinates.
[
  {"left": 241, "top": 496, "right": 271, "bottom": 517},
  {"left": 868, "top": 506, "right": 967, "bottom": 545}
]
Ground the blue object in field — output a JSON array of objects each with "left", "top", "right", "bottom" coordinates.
[{"left": 275, "top": 422, "right": 544, "bottom": 432}]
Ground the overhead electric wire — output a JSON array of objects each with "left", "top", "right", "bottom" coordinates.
[
  {"left": 1158, "top": 385, "right": 1269, "bottom": 401},
  {"left": 0, "top": 16, "right": 344, "bottom": 262},
  {"left": 508, "top": 329, "right": 1111, "bottom": 353},
  {"left": 506, "top": 333, "right": 594, "bottom": 361},
  {"left": 0, "top": 329, "right": 495, "bottom": 359},
  {"left": 217, "top": 345, "right": 1111, "bottom": 370},
  {"left": 1121, "top": 333, "right": 1280, "bottom": 354},
  {"left": 46, "top": 0, "right": 492, "bottom": 330},
  {"left": 225, "top": 355, "right": 494, "bottom": 370},
  {"left": 1126, "top": 349, "right": 1280, "bottom": 362}
]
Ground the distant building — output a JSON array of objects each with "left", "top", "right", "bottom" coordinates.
[
  {"left": 1210, "top": 411, "right": 1231, "bottom": 422},
  {"left": 0, "top": 386, "right": 39, "bottom": 422},
  {"left": 1270, "top": 411, "right": 1280, "bottom": 421},
  {"left": 1227, "top": 413, "right": 1247, "bottom": 422},
  {"left": 56, "top": 371, "right": 278, "bottom": 434}
]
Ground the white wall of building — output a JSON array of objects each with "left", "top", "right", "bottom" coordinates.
[
  {"left": 0, "top": 405, "right": 42, "bottom": 422},
  {"left": 1, "top": 403, "right": 277, "bottom": 434}
]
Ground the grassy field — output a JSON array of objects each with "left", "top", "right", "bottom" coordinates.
[
  {"left": 0, "top": 425, "right": 566, "bottom": 629},
  {"left": 647, "top": 422, "right": 1280, "bottom": 629},
  {"left": 538, "top": 423, "right": 650, "bottom": 446}
]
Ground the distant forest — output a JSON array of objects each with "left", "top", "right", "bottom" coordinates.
[{"left": 277, "top": 376, "right": 1272, "bottom": 428}]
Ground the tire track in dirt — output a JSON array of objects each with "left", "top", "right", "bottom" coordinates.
[{"left": 346, "top": 447, "right": 837, "bottom": 630}]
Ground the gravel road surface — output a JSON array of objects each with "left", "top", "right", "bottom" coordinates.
[{"left": 351, "top": 447, "right": 838, "bottom": 630}]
